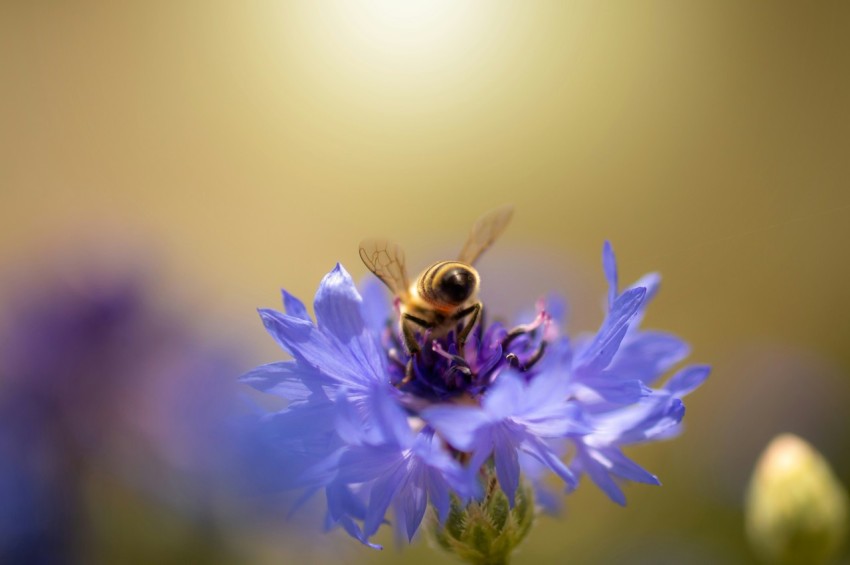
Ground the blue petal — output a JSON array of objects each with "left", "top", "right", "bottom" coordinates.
[
  {"left": 333, "top": 391, "right": 381, "bottom": 446},
  {"left": 518, "top": 367, "right": 571, "bottom": 417},
  {"left": 415, "top": 430, "right": 481, "bottom": 501},
  {"left": 493, "top": 426, "right": 520, "bottom": 505},
  {"left": 302, "top": 448, "right": 346, "bottom": 487},
  {"left": 326, "top": 485, "right": 383, "bottom": 550},
  {"left": 578, "top": 375, "right": 651, "bottom": 404},
  {"left": 609, "top": 331, "right": 690, "bottom": 385},
  {"left": 259, "top": 308, "right": 311, "bottom": 356},
  {"left": 482, "top": 372, "right": 524, "bottom": 419},
  {"left": 365, "top": 466, "right": 405, "bottom": 537},
  {"left": 267, "top": 399, "right": 337, "bottom": 442},
  {"left": 259, "top": 309, "right": 346, "bottom": 374},
  {"left": 618, "top": 398, "right": 686, "bottom": 444},
  {"left": 522, "top": 401, "right": 587, "bottom": 438},
  {"left": 360, "top": 279, "right": 392, "bottom": 335},
  {"left": 536, "top": 336, "right": 573, "bottom": 373},
  {"left": 522, "top": 435, "right": 577, "bottom": 490},
  {"left": 665, "top": 365, "right": 710, "bottom": 397},
  {"left": 427, "top": 471, "right": 452, "bottom": 524},
  {"left": 422, "top": 406, "right": 490, "bottom": 451},
  {"left": 282, "top": 289, "right": 311, "bottom": 321},
  {"left": 239, "top": 361, "right": 320, "bottom": 400},
  {"left": 630, "top": 272, "right": 661, "bottom": 303},
  {"left": 605, "top": 449, "right": 660, "bottom": 485},
  {"left": 401, "top": 480, "right": 427, "bottom": 542},
  {"left": 326, "top": 481, "right": 367, "bottom": 522},
  {"left": 579, "top": 448, "right": 626, "bottom": 506},
  {"left": 338, "top": 516, "right": 383, "bottom": 550},
  {"left": 369, "top": 386, "right": 414, "bottom": 448},
  {"left": 336, "top": 446, "right": 401, "bottom": 484},
  {"left": 576, "top": 287, "right": 646, "bottom": 376},
  {"left": 258, "top": 308, "right": 379, "bottom": 389},
  {"left": 644, "top": 399, "right": 686, "bottom": 439},
  {"left": 314, "top": 264, "right": 366, "bottom": 344},
  {"left": 332, "top": 387, "right": 400, "bottom": 447},
  {"left": 602, "top": 241, "right": 618, "bottom": 307},
  {"left": 313, "top": 265, "right": 387, "bottom": 385}
]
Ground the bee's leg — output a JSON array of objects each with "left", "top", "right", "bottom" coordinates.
[
  {"left": 400, "top": 313, "right": 432, "bottom": 385},
  {"left": 402, "top": 358, "right": 415, "bottom": 386},
  {"left": 452, "top": 302, "right": 482, "bottom": 351},
  {"left": 401, "top": 313, "right": 431, "bottom": 355}
]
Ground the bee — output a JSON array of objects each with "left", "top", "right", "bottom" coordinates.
[{"left": 359, "top": 205, "right": 514, "bottom": 368}]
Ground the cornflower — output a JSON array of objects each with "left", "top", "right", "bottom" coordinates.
[{"left": 242, "top": 237, "right": 709, "bottom": 561}]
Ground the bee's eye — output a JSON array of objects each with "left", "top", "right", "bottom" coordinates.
[{"left": 438, "top": 268, "right": 475, "bottom": 304}]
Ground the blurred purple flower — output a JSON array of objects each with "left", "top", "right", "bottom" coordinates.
[
  {"left": 243, "top": 243, "right": 710, "bottom": 548},
  {"left": 0, "top": 264, "right": 267, "bottom": 562}
]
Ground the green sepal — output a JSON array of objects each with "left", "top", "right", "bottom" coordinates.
[{"left": 431, "top": 471, "right": 535, "bottom": 565}]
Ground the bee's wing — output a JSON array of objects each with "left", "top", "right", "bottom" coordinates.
[
  {"left": 359, "top": 239, "right": 411, "bottom": 298},
  {"left": 457, "top": 204, "right": 515, "bottom": 265}
]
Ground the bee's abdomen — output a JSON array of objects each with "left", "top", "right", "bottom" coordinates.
[{"left": 418, "top": 261, "right": 479, "bottom": 310}]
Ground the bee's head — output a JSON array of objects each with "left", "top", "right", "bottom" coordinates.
[{"left": 420, "top": 261, "right": 480, "bottom": 310}]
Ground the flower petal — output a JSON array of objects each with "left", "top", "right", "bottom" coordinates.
[
  {"left": 630, "top": 272, "right": 661, "bottom": 303},
  {"left": 326, "top": 483, "right": 383, "bottom": 549},
  {"left": 314, "top": 264, "right": 366, "bottom": 344},
  {"left": 517, "top": 368, "right": 570, "bottom": 418},
  {"left": 313, "top": 265, "right": 386, "bottom": 385},
  {"left": 482, "top": 371, "right": 524, "bottom": 419},
  {"left": 522, "top": 435, "right": 577, "bottom": 490},
  {"left": 365, "top": 465, "right": 405, "bottom": 538},
  {"left": 360, "top": 280, "right": 392, "bottom": 335},
  {"left": 239, "top": 361, "right": 320, "bottom": 400},
  {"left": 577, "top": 375, "right": 651, "bottom": 404},
  {"left": 602, "top": 241, "right": 618, "bottom": 307},
  {"left": 576, "top": 287, "right": 646, "bottom": 376},
  {"left": 282, "top": 289, "right": 311, "bottom": 321},
  {"left": 493, "top": 426, "right": 521, "bottom": 505},
  {"left": 605, "top": 448, "right": 660, "bottom": 485},
  {"left": 259, "top": 309, "right": 340, "bottom": 372},
  {"left": 579, "top": 447, "right": 627, "bottom": 506},
  {"left": 336, "top": 446, "right": 401, "bottom": 484},
  {"left": 427, "top": 471, "right": 452, "bottom": 524},
  {"left": 369, "top": 385, "right": 414, "bottom": 448},
  {"left": 422, "top": 405, "right": 491, "bottom": 451},
  {"left": 258, "top": 308, "right": 379, "bottom": 390},
  {"left": 522, "top": 402, "right": 588, "bottom": 437},
  {"left": 400, "top": 479, "right": 427, "bottom": 542},
  {"left": 609, "top": 331, "right": 690, "bottom": 385},
  {"left": 665, "top": 364, "right": 710, "bottom": 397}
]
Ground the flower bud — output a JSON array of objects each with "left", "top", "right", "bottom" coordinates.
[
  {"left": 431, "top": 469, "right": 534, "bottom": 565},
  {"left": 746, "top": 434, "right": 848, "bottom": 564}
]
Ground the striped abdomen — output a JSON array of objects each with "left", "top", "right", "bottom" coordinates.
[{"left": 415, "top": 261, "right": 480, "bottom": 313}]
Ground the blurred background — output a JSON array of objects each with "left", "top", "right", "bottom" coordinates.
[{"left": 2, "top": 1, "right": 849, "bottom": 563}]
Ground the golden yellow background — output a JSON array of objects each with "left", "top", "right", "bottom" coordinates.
[{"left": 2, "top": 2, "right": 849, "bottom": 563}]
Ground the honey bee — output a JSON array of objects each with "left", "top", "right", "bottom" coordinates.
[{"left": 359, "top": 205, "right": 514, "bottom": 365}]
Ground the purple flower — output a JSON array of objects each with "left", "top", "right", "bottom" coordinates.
[
  {"left": 0, "top": 263, "right": 266, "bottom": 563},
  {"left": 423, "top": 369, "right": 584, "bottom": 505},
  {"left": 565, "top": 243, "right": 710, "bottom": 505},
  {"left": 243, "top": 243, "right": 710, "bottom": 548}
]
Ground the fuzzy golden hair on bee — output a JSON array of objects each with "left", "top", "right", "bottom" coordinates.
[{"left": 359, "top": 205, "right": 513, "bottom": 366}]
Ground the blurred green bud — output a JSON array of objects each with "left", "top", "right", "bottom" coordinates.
[
  {"left": 431, "top": 470, "right": 534, "bottom": 565},
  {"left": 746, "top": 434, "right": 848, "bottom": 564}
]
